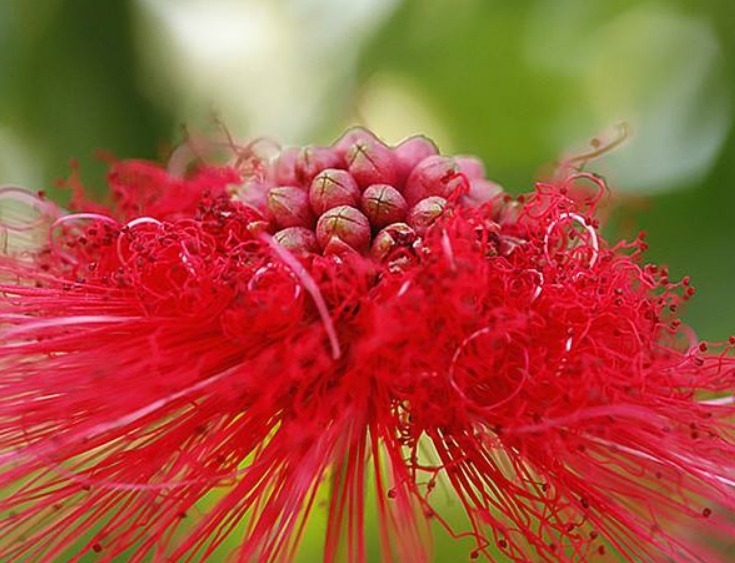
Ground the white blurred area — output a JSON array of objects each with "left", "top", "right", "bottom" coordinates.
[
  {"left": 525, "top": 0, "right": 731, "bottom": 193},
  {"left": 357, "top": 72, "right": 455, "bottom": 151},
  {"left": 132, "top": 0, "right": 731, "bottom": 192},
  {"left": 134, "top": 0, "right": 399, "bottom": 144},
  {"left": 0, "top": 129, "right": 44, "bottom": 190}
]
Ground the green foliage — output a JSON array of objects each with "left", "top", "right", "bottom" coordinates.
[
  {"left": 0, "top": 0, "right": 171, "bottom": 199},
  {"left": 358, "top": 0, "right": 735, "bottom": 339}
]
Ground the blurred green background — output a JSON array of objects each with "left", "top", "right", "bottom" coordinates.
[{"left": 2, "top": 0, "right": 735, "bottom": 559}]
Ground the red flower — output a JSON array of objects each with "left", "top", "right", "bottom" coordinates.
[{"left": 1, "top": 128, "right": 735, "bottom": 562}]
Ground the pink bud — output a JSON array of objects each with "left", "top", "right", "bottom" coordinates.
[
  {"left": 270, "top": 147, "right": 300, "bottom": 186},
  {"left": 273, "top": 226, "right": 318, "bottom": 254},
  {"left": 393, "top": 135, "right": 439, "bottom": 185},
  {"left": 461, "top": 179, "right": 504, "bottom": 207},
  {"left": 266, "top": 186, "right": 314, "bottom": 228},
  {"left": 454, "top": 156, "right": 485, "bottom": 180},
  {"left": 361, "top": 184, "right": 408, "bottom": 228},
  {"left": 322, "top": 236, "right": 360, "bottom": 257},
  {"left": 316, "top": 205, "right": 371, "bottom": 252},
  {"left": 345, "top": 138, "right": 398, "bottom": 188},
  {"left": 332, "top": 126, "right": 380, "bottom": 159},
  {"left": 403, "top": 156, "right": 466, "bottom": 206},
  {"left": 309, "top": 169, "right": 360, "bottom": 216},
  {"left": 296, "top": 146, "right": 342, "bottom": 185},
  {"left": 371, "top": 222, "right": 417, "bottom": 262},
  {"left": 235, "top": 177, "right": 271, "bottom": 217},
  {"left": 407, "top": 196, "right": 447, "bottom": 236}
]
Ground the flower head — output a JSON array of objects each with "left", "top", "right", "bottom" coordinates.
[{"left": 1, "top": 128, "right": 735, "bottom": 561}]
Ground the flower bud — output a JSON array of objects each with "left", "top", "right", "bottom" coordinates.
[
  {"left": 454, "top": 156, "right": 485, "bottom": 180},
  {"left": 273, "top": 226, "right": 318, "bottom": 254},
  {"left": 309, "top": 169, "right": 360, "bottom": 216},
  {"left": 266, "top": 186, "right": 314, "bottom": 228},
  {"left": 371, "top": 222, "right": 417, "bottom": 262},
  {"left": 332, "top": 126, "right": 380, "bottom": 159},
  {"left": 393, "top": 135, "right": 439, "bottom": 185},
  {"left": 407, "top": 196, "right": 447, "bottom": 236},
  {"left": 296, "top": 146, "right": 342, "bottom": 185},
  {"left": 270, "top": 147, "right": 300, "bottom": 186},
  {"left": 345, "top": 138, "right": 398, "bottom": 188},
  {"left": 235, "top": 177, "right": 271, "bottom": 217},
  {"left": 316, "top": 205, "right": 371, "bottom": 252},
  {"left": 403, "top": 156, "right": 466, "bottom": 206},
  {"left": 462, "top": 179, "right": 504, "bottom": 207},
  {"left": 361, "top": 184, "right": 408, "bottom": 228},
  {"left": 322, "top": 236, "right": 360, "bottom": 257}
]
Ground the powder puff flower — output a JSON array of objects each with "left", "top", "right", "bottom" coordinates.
[{"left": 1, "top": 128, "right": 735, "bottom": 562}]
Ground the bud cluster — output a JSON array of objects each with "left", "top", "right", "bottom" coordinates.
[
  {"left": 232, "top": 128, "right": 505, "bottom": 260},
  {"left": 3, "top": 127, "right": 735, "bottom": 563}
]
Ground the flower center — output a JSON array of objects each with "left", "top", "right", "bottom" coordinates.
[{"left": 231, "top": 128, "right": 505, "bottom": 260}]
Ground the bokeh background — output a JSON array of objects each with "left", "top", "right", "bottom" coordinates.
[{"left": 1, "top": 0, "right": 735, "bottom": 559}]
